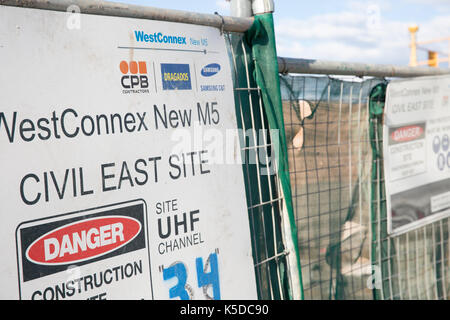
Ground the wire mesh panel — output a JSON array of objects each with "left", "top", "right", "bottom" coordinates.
[
  {"left": 280, "top": 74, "right": 383, "bottom": 299},
  {"left": 224, "top": 32, "right": 294, "bottom": 300},
  {"left": 369, "top": 84, "right": 450, "bottom": 300}
]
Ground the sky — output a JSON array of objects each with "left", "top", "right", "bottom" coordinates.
[{"left": 117, "top": 0, "right": 450, "bottom": 67}]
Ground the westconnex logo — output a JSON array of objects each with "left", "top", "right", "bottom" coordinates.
[
  {"left": 160, "top": 63, "right": 192, "bottom": 90},
  {"left": 134, "top": 31, "right": 187, "bottom": 45}
]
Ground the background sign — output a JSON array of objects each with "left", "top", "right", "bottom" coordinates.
[
  {"left": 0, "top": 5, "right": 257, "bottom": 299},
  {"left": 384, "top": 75, "right": 450, "bottom": 235}
]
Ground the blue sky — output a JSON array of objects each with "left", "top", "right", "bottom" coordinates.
[{"left": 118, "top": 0, "right": 450, "bottom": 66}]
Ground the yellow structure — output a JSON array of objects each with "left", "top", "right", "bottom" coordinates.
[
  {"left": 408, "top": 24, "right": 419, "bottom": 67},
  {"left": 409, "top": 24, "right": 450, "bottom": 68},
  {"left": 428, "top": 51, "right": 438, "bottom": 67}
]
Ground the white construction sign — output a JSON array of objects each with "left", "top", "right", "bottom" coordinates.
[
  {"left": 384, "top": 75, "right": 450, "bottom": 235},
  {"left": 0, "top": 5, "right": 257, "bottom": 300}
]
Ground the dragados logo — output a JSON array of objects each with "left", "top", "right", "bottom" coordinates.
[
  {"left": 160, "top": 63, "right": 192, "bottom": 90},
  {"left": 201, "top": 63, "right": 221, "bottom": 77}
]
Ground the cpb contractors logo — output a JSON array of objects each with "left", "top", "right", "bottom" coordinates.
[
  {"left": 160, "top": 63, "right": 192, "bottom": 90},
  {"left": 119, "top": 60, "right": 150, "bottom": 94}
]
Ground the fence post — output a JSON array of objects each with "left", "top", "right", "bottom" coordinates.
[
  {"left": 231, "top": 0, "right": 252, "bottom": 17},
  {"left": 244, "top": 0, "right": 304, "bottom": 300}
]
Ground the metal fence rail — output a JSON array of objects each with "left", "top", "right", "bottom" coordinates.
[
  {"left": 0, "top": 0, "right": 253, "bottom": 32},
  {"left": 278, "top": 57, "right": 450, "bottom": 78}
]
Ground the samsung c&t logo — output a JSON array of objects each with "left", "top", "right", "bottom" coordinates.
[
  {"left": 201, "top": 63, "right": 221, "bottom": 77},
  {"left": 199, "top": 63, "right": 225, "bottom": 92},
  {"left": 120, "top": 61, "right": 150, "bottom": 94},
  {"left": 160, "top": 63, "right": 192, "bottom": 90}
]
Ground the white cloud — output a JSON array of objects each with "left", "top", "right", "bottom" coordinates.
[
  {"left": 405, "top": 0, "right": 449, "bottom": 4},
  {"left": 215, "top": 0, "right": 230, "bottom": 14},
  {"left": 274, "top": 5, "right": 450, "bottom": 66}
]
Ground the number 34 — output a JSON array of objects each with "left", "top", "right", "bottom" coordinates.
[{"left": 162, "top": 252, "right": 220, "bottom": 300}]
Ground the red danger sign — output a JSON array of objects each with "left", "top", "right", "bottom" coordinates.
[
  {"left": 16, "top": 200, "right": 153, "bottom": 300},
  {"left": 26, "top": 216, "right": 141, "bottom": 265},
  {"left": 388, "top": 123, "right": 426, "bottom": 145}
]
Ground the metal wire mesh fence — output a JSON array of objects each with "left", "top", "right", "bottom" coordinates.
[
  {"left": 369, "top": 84, "right": 450, "bottom": 300},
  {"left": 281, "top": 74, "right": 450, "bottom": 300},
  {"left": 280, "top": 74, "right": 384, "bottom": 299},
  {"left": 225, "top": 32, "right": 294, "bottom": 300}
]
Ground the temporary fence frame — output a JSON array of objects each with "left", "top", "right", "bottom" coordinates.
[
  {"left": 226, "top": 31, "right": 296, "bottom": 300},
  {"left": 0, "top": 0, "right": 302, "bottom": 301},
  {"left": 2, "top": 0, "right": 450, "bottom": 301}
]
